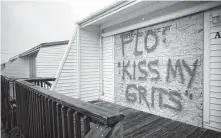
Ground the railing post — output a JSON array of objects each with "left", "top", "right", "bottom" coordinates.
[{"left": 84, "top": 116, "right": 90, "bottom": 136}]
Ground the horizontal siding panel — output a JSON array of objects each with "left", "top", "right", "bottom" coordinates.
[
  {"left": 210, "top": 25, "right": 221, "bottom": 33},
  {"left": 210, "top": 57, "right": 221, "bottom": 62},
  {"left": 211, "top": 92, "right": 221, "bottom": 99},
  {"left": 210, "top": 104, "right": 221, "bottom": 111},
  {"left": 211, "top": 81, "right": 221, "bottom": 86},
  {"left": 211, "top": 74, "right": 221, "bottom": 80},
  {"left": 210, "top": 86, "right": 221, "bottom": 92},
  {"left": 210, "top": 44, "right": 221, "bottom": 50},
  {"left": 210, "top": 50, "right": 221, "bottom": 57},
  {"left": 210, "top": 110, "right": 221, "bottom": 118},
  {"left": 211, "top": 38, "right": 221, "bottom": 45},
  {"left": 210, "top": 63, "right": 221, "bottom": 68},
  {"left": 210, "top": 97, "right": 221, "bottom": 105},
  {"left": 211, "top": 68, "right": 221, "bottom": 74}
]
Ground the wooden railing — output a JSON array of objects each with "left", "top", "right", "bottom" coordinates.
[
  {"left": 1, "top": 75, "right": 124, "bottom": 138},
  {"left": 25, "top": 77, "right": 56, "bottom": 89},
  {"left": 1, "top": 76, "right": 56, "bottom": 134},
  {"left": 1, "top": 76, "right": 18, "bottom": 132}
]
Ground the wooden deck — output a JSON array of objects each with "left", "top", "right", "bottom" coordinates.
[{"left": 91, "top": 100, "right": 221, "bottom": 138}]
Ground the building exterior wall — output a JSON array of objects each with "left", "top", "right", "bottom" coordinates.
[
  {"left": 114, "top": 13, "right": 204, "bottom": 127},
  {"left": 204, "top": 7, "right": 221, "bottom": 132},
  {"left": 53, "top": 34, "right": 78, "bottom": 98},
  {"left": 36, "top": 44, "right": 67, "bottom": 78},
  {"left": 53, "top": 26, "right": 100, "bottom": 101},
  {"left": 2, "top": 56, "right": 30, "bottom": 78},
  {"left": 79, "top": 27, "right": 100, "bottom": 101},
  {"left": 100, "top": 36, "right": 115, "bottom": 102}
]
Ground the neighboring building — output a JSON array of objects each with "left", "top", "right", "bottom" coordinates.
[
  {"left": 51, "top": 1, "right": 221, "bottom": 132},
  {"left": 2, "top": 40, "right": 69, "bottom": 78},
  {"left": 1, "top": 62, "right": 7, "bottom": 72}
]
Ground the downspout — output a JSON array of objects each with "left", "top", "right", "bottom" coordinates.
[{"left": 99, "top": 33, "right": 103, "bottom": 99}]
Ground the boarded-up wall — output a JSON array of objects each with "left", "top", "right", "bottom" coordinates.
[
  {"left": 36, "top": 44, "right": 67, "bottom": 78},
  {"left": 2, "top": 56, "right": 30, "bottom": 78},
  {"left": 114, "top": 13, "right": 204, "bottom": 127}
]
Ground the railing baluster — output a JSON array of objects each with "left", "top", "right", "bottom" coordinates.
[
  {"left": 74, "top": 111, "right": 81, "bottom": 138},
  {"left": 52, "top": 101, "right": 58, "bottom": 138},
  {"left": 67, "top": 108, "right": 74, "bottom": 138},
  {"left": 44, "top": 97, "right": 50, "bottom": 138},
  {"left": 62, "top": 106, "right": 68, "bottom": 138},
  {"left": 56, "top": 103, "right": 62, "bottom": 138},
  {"left": 42, "top": 96, "right": 47, "bottom": 138},
  {"left": 33, "top": 92, "right": 37, "bottom": 138},
  {"left": 84, "top": 116, "right": 90, "bottom": 136},
  {"left": 38, "top": 95, "right": 43, "bottom": 138},
  {"left": 48, "top": 99, "right": 53, "bottom": 138},
  {"left": 29, "top": 91, "right": 33, "bottom": 137}
]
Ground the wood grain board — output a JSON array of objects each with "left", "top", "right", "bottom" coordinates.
[{"left": 92, "top": 100, "right": 221, "bottom": 138}]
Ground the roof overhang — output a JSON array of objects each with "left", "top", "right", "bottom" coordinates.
[
  {"left": 78, "top": 1, "right": 221, "bottom": 35},
  {"left": 77, "top": 0, "right": 141, "bottom": 28},
  {"left": 9, "top": 40, "right": 69, "bottom": 61}
]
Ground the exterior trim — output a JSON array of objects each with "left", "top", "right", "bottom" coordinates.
[
  {"left": 102, "top": 2, "right": 221, "bottom": 37},
  {"left": 100, "top": 36, "right": 103, "bottom": 97},
  {"left": 203, "top": 11, "right": 210, "bottom": 124},
  {"left": 112, "top": 36, "right": 115, "bottom": 103},
  {"left": 79, "top": 1, "right": 140, "bottom": 28},
  {"left": 51, "top": 28, "right": 77, "bottom": 91}
]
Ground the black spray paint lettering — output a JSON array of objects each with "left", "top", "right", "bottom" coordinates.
[
  {"left": 144, "top": 30, "right": 159, "bottom": 53},
  {"left": 125, "top": 84, "right": 149, "bottom": 107},
  {"left": 151, "top": 87, "right": 182, "bottom": 111},
  {"left": 182, "top": 59, "right": 198, "bottom": 88},
  {"left": 133, "top": 61, "right": 136, "bottom": 80},
  {"left": 164, "top": 90, "right": 182, "bottom": 112},
  {"left": 138, "top": 60, "right": 148, "bottom": 81},
  {"left": 133, "top": 30, "right": 143, "bottom": 56},
  {"left": 148, "top": 60, "right": 160, "bottom": 81},
  {"left": 121, "top": 32, "right": 133, "bottom": 57},
  {"left": 215, "top": 31, "right": 221, "bottom": 39},
  {"left": 122, "top": 61, "right": 132, "bottom": 80},
  {"left": 125, "top": 84, "right": 137, "bottom": 103},
  {"left": 166, "top": 59, "right": 185, "bottom": 84},
  {"left": 138, "top": 86, "right": 150, "bottom": 107}
]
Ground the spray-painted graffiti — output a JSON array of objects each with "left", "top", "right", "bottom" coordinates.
[{"left": 115, "top": 13, "right": 203, "bottom": 127}]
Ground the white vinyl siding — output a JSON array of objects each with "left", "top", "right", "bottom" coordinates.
[
  {"left": 100, "top": 36, "right": 114, "bottom": 102},
  {"left": 204, "top": 7, "right": 221, "bottom": 132},
  {"left": 79, "top": 27, "right": 100, "bottom": 101},
  {"left": 54, "top": 34, "right": 78, "bottom": 98},
  {"left": 36, "top": 44, "right": 67, "bottom": 78},
  {"left": 2, "top": 57, "right": 30, "bottom": 78}
]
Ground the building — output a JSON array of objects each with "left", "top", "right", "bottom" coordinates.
[
  {"left": 1, "top": 62, "right": 7, "bottom": 72},
  {"left": 2, "top": 40, "right": 69, "bottom": 78},
  {"left": 51, "top": 1, "right": 221, "bottom": 132}
]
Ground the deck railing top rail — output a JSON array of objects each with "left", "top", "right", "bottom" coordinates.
[{"left": 16, "top": 79, "right": 124, "bottom": 126}]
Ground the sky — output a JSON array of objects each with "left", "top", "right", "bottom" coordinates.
[{"left": 1, "top": 0, "right": 116, "bottom": 63}]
